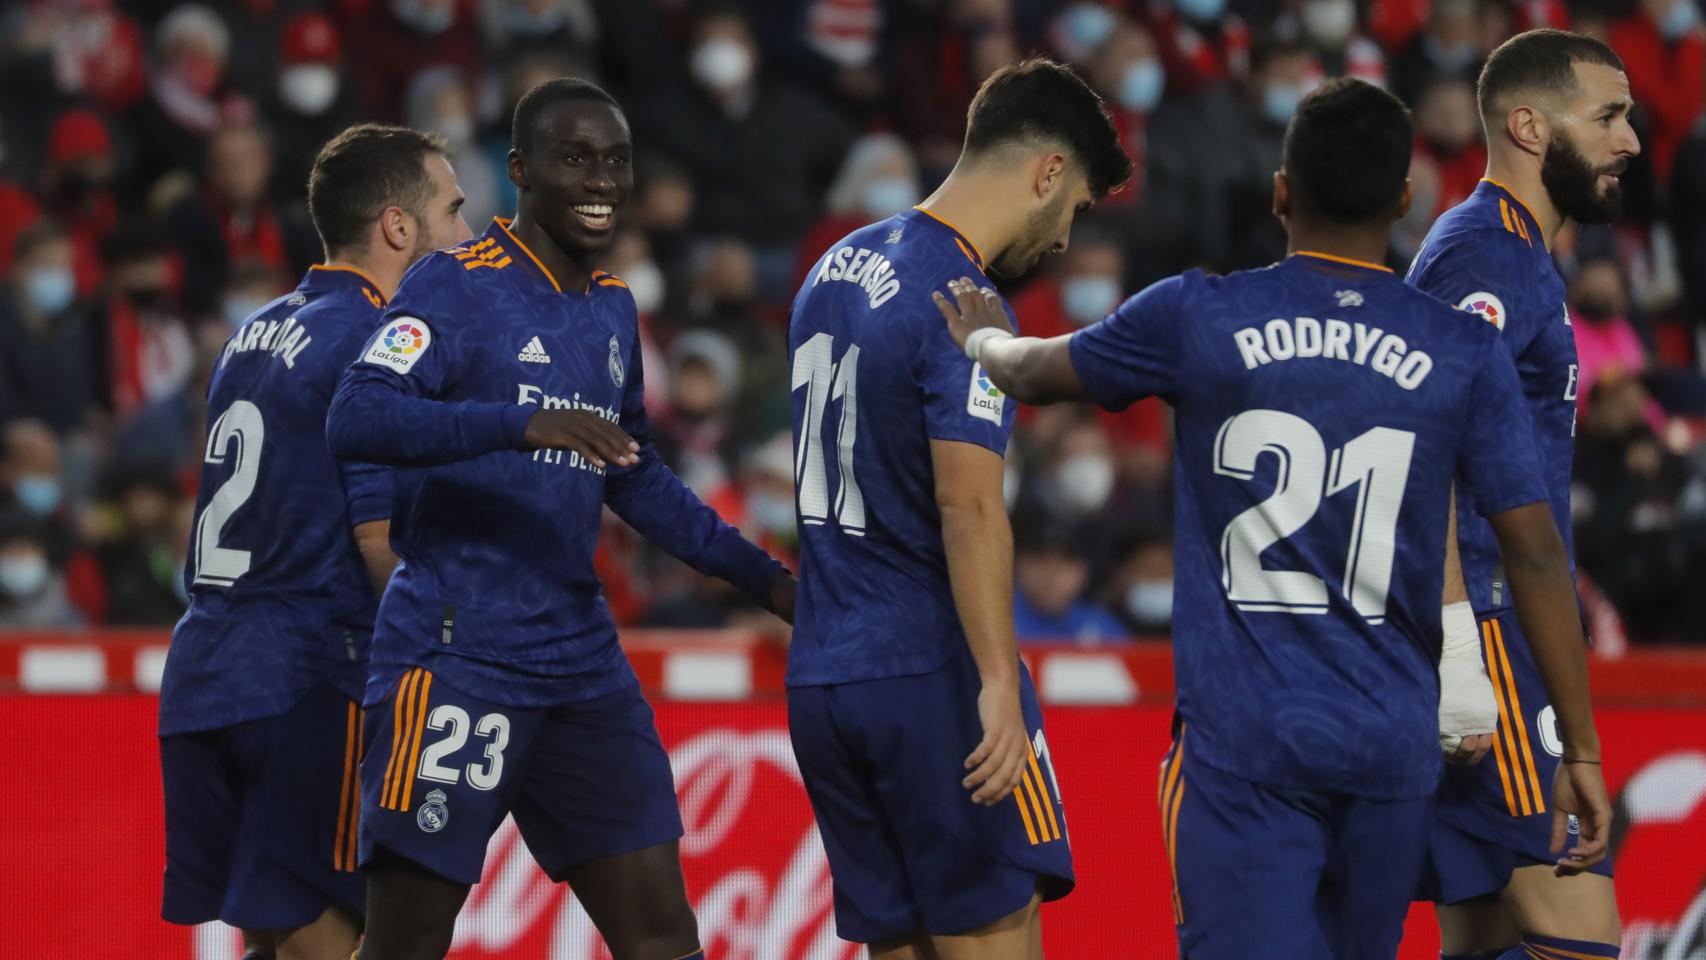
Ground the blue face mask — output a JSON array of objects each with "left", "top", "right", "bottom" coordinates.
[
  {"left": 13, "top": 475, "right": 61, "bottom": 516},
  {"left": 1663, "top": 0, "right": 1700, "bottom": 40},
  {"left": 1059, "top": 4, "right": 1116, "bottom": 55},
  {"left": 1061, "top": 275, "right": 1123, "bottom": 326},
  {"left": 862, "top": 177, "right": 919, "bottom": 217},
  {"left": 1174, "top": 0, "right": 1226, "bottom": 24},
  {"left": 1117, "top": 59, "right": 1165, "bottom": 113},
  {"left": 1264, "top": 83, "right": 1307, "bottom": 125},
  {"left": 222, "top": 296, "right": 270, "bottom": 329},
  {"left": 23, "top": 267, "right": 75, "bottom": 316},
  {"left": 1124, "top": 580, "right": 1174, "bottom": 625}
]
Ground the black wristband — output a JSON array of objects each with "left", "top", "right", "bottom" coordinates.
[{"left": 1562, "top": 757, "right": 1602, "bottom": 765}]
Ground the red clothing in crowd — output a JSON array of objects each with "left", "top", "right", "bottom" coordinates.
[
  {"left": 0, "top": 182, "right": 41, "bottom": 274},
  {"left": 1608, "top": 12, "right": 1706, "bottom": 184},
  {"left": 1136, "top": 7, "right": 1250, "bottom": 99},
  {"left": 1416, "top": 138, "right": 1489, "bottom": 218}
]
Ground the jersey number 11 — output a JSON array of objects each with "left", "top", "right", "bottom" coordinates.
[{"left": 792, "top": 332, "right": 866, "bottom": 535}]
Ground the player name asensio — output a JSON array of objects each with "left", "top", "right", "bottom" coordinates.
[
  {"left": 813, "top": 245, "right": 902, "bottom": 309},
  {"left": 1233, "top": 316, "right": 1433, "bottom": 390}
]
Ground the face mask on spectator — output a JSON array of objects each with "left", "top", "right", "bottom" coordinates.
[
  {"left": 1422, "top": 36, "right": 1476, "bottom": 72},
  {"left": 1124, "top": 579, "right": 1173, "bottom": 624},
  {"left": 393, "top": 0, "right": 455, "bottom": 35},
  {"left": 1302, "top": 0, "right": 1357, "bottom": 46},
  {"left": 23, "top": 267, "right": 75, "bottom": 316},
  {"left": 625, "top": 261, "right": 665, "bottom": 315},
  {"left": 1173, "top": 0, "right": 1227, "bottom": 25},
  {"left": 437, "top": 113, "right": 474, "bottom": 145},
  {"left": 1055, "top": 452, "right": 1115, "bottom": 513},
  {"left": 1117, "top": 59, "right": 1165, "bottom": 113},
  {"left": 223, "top": 295, "right": 269, "bottom": 328},
  {"left": 748, "top": 491, "right": 795, "bottom": 537},
  {"left": 1263, "top": 82, "right": 1309, "bottom": 125},
  {"left": 506, "top": 0, "right": 568, "bottom": 36},
  {"left": 862, "top": 177, "right": 918, "bottom": 216},
  {"left": 692, "top": 38, "right": 754, "bottom": 93},
  {"left": 1663, "top": 0, "right": 1700, "bottom": 39},
  {"left": 0, "top": 551, "right": 49, "bottom": 600},
  {"left": 1062, "top": 275, "right": 1122, "bottom": 326},
  {"left": 280, "top": 64, "right": 339, "bottom": 116},
  {"left": 1058, "top": 4, "right": 1116, "bottom": 56},
  {"left": 13, "top": 475, "right": 62, "bottom": 517}
]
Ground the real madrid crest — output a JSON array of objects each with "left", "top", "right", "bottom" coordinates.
[
  {"left": 417, "top": 788, "right": 450, "bottom": 833},
  {"left": 608, "top": 335, "right": 625, "bottom": 387}
]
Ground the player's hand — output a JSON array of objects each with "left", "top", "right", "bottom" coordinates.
[
  {"left": 933, "top": 277, "right": 1013, "bottom": 353},
  {"left": 1549, "top": 759, "right": 1612, "bottom": 875},
  {"left": 767, "top": 571, "right": 797, "bottom": 625},
  {"left": 1444, "top": 733, "right": 1495, "bottom": 766},
  {"left": 963, "top": 679, "right": 1029, "bottom": 806},
  {"left": 521, "top": 409, "right": 639, "bottom": 469}
]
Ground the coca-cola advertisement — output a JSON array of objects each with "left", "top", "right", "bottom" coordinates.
[{"left": 3, "top": 695, "right": 1704, "bottom": 958}]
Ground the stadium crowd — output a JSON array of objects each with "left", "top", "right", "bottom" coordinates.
[{"left": 1, "top": 0, "right": 1704, "bottom": 644}]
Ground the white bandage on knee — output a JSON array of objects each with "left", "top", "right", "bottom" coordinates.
[{"left": 1439, "top": 601, "right": 1497, "bottom": 755}]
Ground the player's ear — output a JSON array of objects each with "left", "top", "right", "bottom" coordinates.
[
  {"left": 507, "top": 148, "right": 527, "bottom": 191},
  {"left": 1397, "top": 178, "right": 1413, "bottom": 221},
  {"left": 378, "top": 205, "right": 411, "bottom": 253},
  {"left": 1037, "top": 152, "right": 1068, "bottom": 200},
  {"left": 1506, "top": 105, "right": 1545, "bottom": 157},
  {"left": 1272, "top": 170, "right": 1290, "bottom": 222}
]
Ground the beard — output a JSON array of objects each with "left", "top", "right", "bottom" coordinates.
[
  {"left": 1541, "top": 131, "right": 1624, "bottom": 225},
  {"left": 991, "top": 188, "right": 1071, "bottom": 277}
]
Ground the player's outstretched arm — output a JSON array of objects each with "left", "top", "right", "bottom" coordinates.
[
  {"left": 1486, "top": 503, "right": 1610, "bottom": 875},
  {"left": 933, "top": 278, "right": 1087, "bottom": 404},
  {"left": 1439, "top": 487, "right": 1497, "bottom": 766},
  {"left": 931, "top": 437, "right": 1029, "bottom": 808}
]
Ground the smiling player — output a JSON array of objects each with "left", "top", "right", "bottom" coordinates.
[{"left": 326, "top": 79, "right": 796, "bottom": 960}]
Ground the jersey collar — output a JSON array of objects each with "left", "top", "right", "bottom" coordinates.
[
  {"left": 305, "top": 263, "right": 388, "bottom": 307},
  {"left": 1288, "top": 250, "right": 1394, "bottom": 273},
  {"left": 1477, "top": 178, "right": 1543, "bottom": 247},
  {"left": 909, "top": 206, "right": 985, "bottom": 272}
]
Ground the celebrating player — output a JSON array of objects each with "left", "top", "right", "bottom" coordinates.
[
  {"left": 159, "top": 125, "right": 472, "bottom": 960},
  {"left": 785, "top": 59, "right": 1130, "bottom": 959},
  {"left": 1407, "top": 29, "right": 1639, "bottom": 960},
  {"left": 326, "top": 78, "right": 795, "bottom": 960},
  {"left": 935, "top": 77, "right": 1612, "bottom": 959}
]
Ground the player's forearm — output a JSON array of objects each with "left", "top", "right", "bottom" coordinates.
[
  {"left": 605, "top": 452, "right": 785, "bottom": 603},
  {"left": 938, "top": 494, "right": 1021, "bottom": 687},
  {"left": 327, "top": 378, "right": 533, "bottom": 466},
  {"left": 1492, "top": 512, "right": 1601, "bottom": 759},
  {"left": 352, "top": 519, "right": 399, "bottom": 596},
  {"left": 977, "top": 335, "right": 1088, "bottom": 406},
  {"left": 1442, "top": 487, "right": 1469, "bottom": 606}
]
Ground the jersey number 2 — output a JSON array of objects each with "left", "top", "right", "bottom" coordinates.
[
  {"left": 1214, "top": 409, "right": 1415, "bottom": 623},
  {"left": 792, "top": 332, "right": 865, "bottom": 534},
  {"left": 192, "top": 400, "right": 266, "bottom": 587}
]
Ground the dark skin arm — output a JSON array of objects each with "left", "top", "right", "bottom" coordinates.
[
  {"left": 522, "top": 410, "right": 639, "bottom": 469},
  {"left": 931, "top": 437, "right": 1028, "bottom": 806},
  {"left": 1487, "top": 502, "right": 1610, "bottom": 875},
  {"left": 352, "top": 520, "right": 400, "bottom": 596},
  {"left": 933, "top": 277, "right": 1088, "bottom": 405}
]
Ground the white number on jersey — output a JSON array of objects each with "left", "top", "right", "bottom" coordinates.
[
  {"left": 1214, "top": 409, "right": 1415, "bottom": 623},
  {"left": 192, "top": 400, "right": 266, "bottom": 587},
  {"left": 792, "top": 332, "right": 865, "bottom": 534},
  {"left": 417, "top": 705, "right": 512, "bottom": 791}
]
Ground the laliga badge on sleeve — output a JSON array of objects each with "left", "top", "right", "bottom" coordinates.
[
  {"left": 365, "top": 317, "right": 433, "bottom": 373},
  {"left": 966, "top": 362, "right": 1005, "bottom": 424}
]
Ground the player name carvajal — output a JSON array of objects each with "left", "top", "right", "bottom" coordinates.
[
  {"left": 812, "top": 244, "right": 902, "bottom": 308},
  {"left": 220, "top": 314, "right": 314, "bottom": 369},
  {"left": 1232, "top": 316, "right": 1434, "bottom": 390}
]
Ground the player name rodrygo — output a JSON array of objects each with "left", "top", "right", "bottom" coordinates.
[
  {"left": 811, "top": 244, "right": 903, "bottom": 309},
  {"left": 1232, "top": 316, "right": 1434, "bottom": 390}
]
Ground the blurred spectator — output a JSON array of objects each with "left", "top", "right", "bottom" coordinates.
[
  {"left": 1142, "top": 0, "right": 1252, "bottom": 99},
  {"left": 405, "top": 68, "right": 500, "bottom": 228},
  {"left": 0, "top": 420, "right": 103, "bottom": 621},
  {"left": 217, "top": 262, "right": 292, "bottom": 333},
  {"left": 1012, "top": 512, "right": 1127, "bottom": 644},
  {"left": 795, "top": 132, "right": 922, "bottom": 284},
  {"left": 95, "top": 465, "right": 189, "bottom": 626},
  {"left": 1009, "top": 226, "right": 1125, "bottom": 343},
  {"left": 0, "top": 509, "right": 81, "bottom": 629},
  {"left": 656, "top": 330, "right": 744, "bottom": 498},
  {"left": 1608, "top": 0, "right": 1706, "bottom": 186},
  {"left": 39, "top": 109, "right": 119, "bottom": 297},
  {"left": 1102, "top": 533, "right": 1174, "bottom": 635},
  {"left": 738, "top": 431, "right": 800, "bottom": 567},
  {"left": 268, "top": 14, "right": 360, "bottom": 211},
  {"left": 638, "top": 4, "right": 857, "bottom": 295},
  {"left": 1051, "top": 2, "right": 1119, "bottom": 68},
  {"left": 165, "top": 122, "right": 301, "bottom": 314},
  {"left": 1086, "top": 16, "right": 1163, "bottom": 207},
  {"left": 1393, "top": 150, "right": 1445, "bottom": 261},
  {"left": 1388, "top": 0, "right": 1482, "bottom": 108},
  {"left": 349, "top": 0, "right": 481, "bottom": 123},
  {"left": 1287, "top": 0, "right": 1387, "bottom": 86},
  {"left": 478, "top": 0, "right": 601, "bottom": 66},
  {"left": 101, "top": 228, "right": 198, "bottom": 466},
  {"left": 1412, "top": 78, "right": 1487, "bottom": 219},
  {"left": 1570, "top": 256, "right": 1658, "bottom": 424},
  {"left": 892, "top": 0, "right": 1020, "bottom": 177},
  {"left": 125, "top": 5, "right": 252, "bottom": 195},
  {"left": 1032, "top": 413, "right": 1118, "bottom": 520},
  {"left": 0, "top": 222, "right": 103, "bottom": 433}
]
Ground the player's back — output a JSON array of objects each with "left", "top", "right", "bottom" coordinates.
[
  {"left": 162, "top": 266, "right": 390, "bottom": 734},
  {"left": 787, "top": 209, "right": 1016, "bottom": 686},
  {"left": 1073, "top": 253, "right": 1544, "bottom": 799}
]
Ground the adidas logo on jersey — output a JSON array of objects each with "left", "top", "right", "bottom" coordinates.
[{"left": 518, "top": 336, "right": 552, "bottom": 364}]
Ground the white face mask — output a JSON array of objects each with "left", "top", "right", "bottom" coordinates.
[
  {"left": 0, "top": 552, "right": 49, "bottom": 599},
  {"left": 280, "top": 64, "right": 339, "bottom": 115},
  {"left": 436, "top": 114, "right": 474, "bottom": 144},
  {"left": 1301, "top": 0, "right": 1357, "bottom": 46},
  {"left": 1054, "top": 453, "right": 1115, "bottom": 513},
  {"left": 625, "top": 260, "right": 665, "bottom": 314},
  {"left": 1124, "top": 579, "right": 1173, "bottom": 625},
  {"left": 692, "top": 38, "right": 754, "bottom": 93},
  {"left": 862, "top": 177, "right": 919, "bottom": 217}
]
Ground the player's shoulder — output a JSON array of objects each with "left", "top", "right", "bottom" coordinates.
[
  {"left": 387, "top": 248, "right": 500, "bottom": 325},
  {"left": 588, "top": 269, "right": 637, "bottom": 313}
]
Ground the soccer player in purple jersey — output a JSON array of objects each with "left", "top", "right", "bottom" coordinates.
[
  {"left": 936, "top": 77, "right": 1613, "bottom": 960},
  {"left": 1407, "top": 30, "right": 1640, "bottom": 960},
  {"left": 159, "top": 125, "right": 473, "bottom": 960}
]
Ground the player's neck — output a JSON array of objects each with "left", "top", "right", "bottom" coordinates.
[
  {"left": 916, "top": 173, "right": 1021, "bottom": 268},
  {"left": 322, "top": 250, "right": 404, "bottom": 301},
  {"left": 1483, "top": 155, "right": 1562, "bottom": 248},
  {"left": 1284, "top": 223, "right": 1391, "bottom": 270},
  {"left": 507, "top": 211, "right": 594, "bottom": 293}
]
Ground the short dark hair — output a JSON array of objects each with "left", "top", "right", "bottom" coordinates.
[
  {"left": 308, "top": 124, "right": 447, "bottom": 255},
  {"left": 1283, "top": 77, "right": 1413, "bottom": 226},
  {"left": 1477, "top": 29, "right": 1625, "bottom": 120},
  {"left": 963, "top": 58, "right": 1133, "bottom": 199},
  {"left": 511, "top": 77, "right": 622, "bottom": 155}
]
